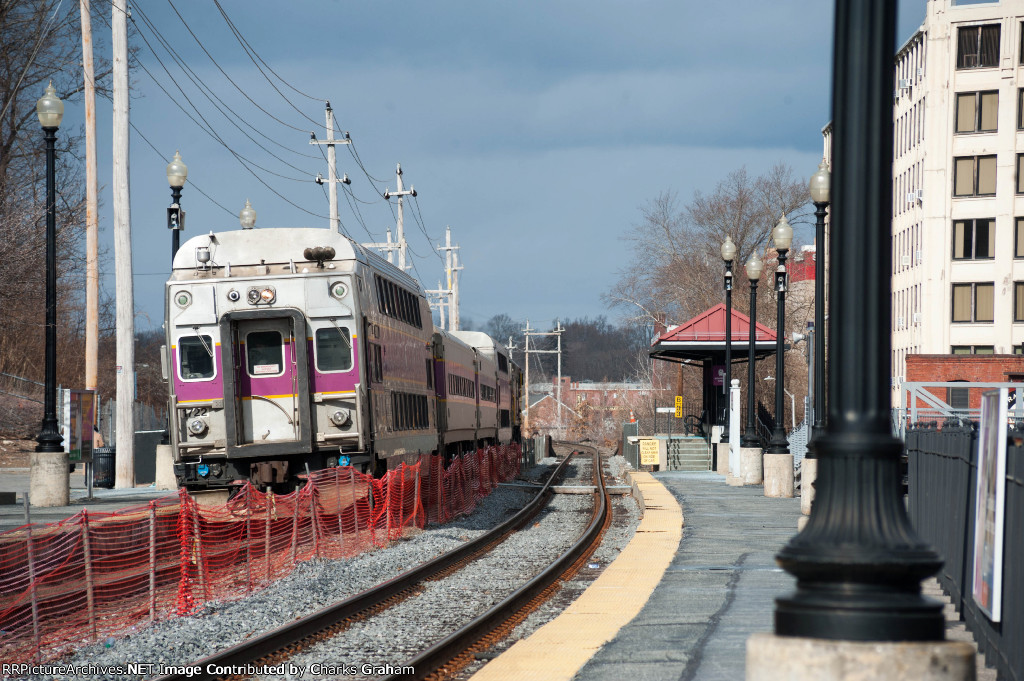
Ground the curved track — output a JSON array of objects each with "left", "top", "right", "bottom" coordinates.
[
  {"left": 155, "top": 453, "right": 577, "bottom": 681},
  {"left": 388, "top": 443, "right": 610, "bottom": 680}
]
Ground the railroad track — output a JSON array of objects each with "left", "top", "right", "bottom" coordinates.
[{"left": 155, "top": 446, "right": 608, "bottom": 681}]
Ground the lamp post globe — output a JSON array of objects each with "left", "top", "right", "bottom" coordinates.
[
  {"left": 239, "top": 199, "right": 257, "bottom": 229},
  {"left": 741, "top": 251, "right": 762, "bottom": 447},
  {"left": 809, "top": 159, "right": 831, "bottom": 444},
  {"left": 35, "top": 82, "right": 64, "bottom": 455},
  {"left": 167, "top": 151, "right": 187, "bottom": 263},
  {"left": 767, "top": 215, "right": 792, "bottom": 454},
  {"left": 721, "top": 235, "right": 737, "bottom": 445}
]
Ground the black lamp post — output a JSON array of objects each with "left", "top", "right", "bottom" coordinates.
[
  {"left": 721, "top": 236, "right": 737, "bottom": 444},
  {"left": 741, "top": 251, "right": 763, "bottom": 448},
  {"left": 167, "top": 151, "right": 187, "bottom": 263},
  {"left": 774, "top": 0, "right": 943, "bottom": 641},
  {"left": 35, "top": 82, "right": 64, "bottom": 455},
  {"left": 766, "top": 215, "right": 792, "bottom": 454},
  {"left": 809, "top": 159, "right": 831, "bottom": 444}
]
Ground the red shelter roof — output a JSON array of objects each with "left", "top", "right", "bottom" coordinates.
[{"left": 649, "top": 303, "right": 777, "bottom": 364}]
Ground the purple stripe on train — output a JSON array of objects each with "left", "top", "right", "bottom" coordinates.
[{"left": 172, "top": 347, "right": 224, "bottom": 403}]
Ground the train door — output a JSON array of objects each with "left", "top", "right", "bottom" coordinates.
[
  {"left": 220, "top": 310, "right": 312, "bottom": 455},
  {"left": 234, "top": 318, "right": 299, "bottom": 443}
]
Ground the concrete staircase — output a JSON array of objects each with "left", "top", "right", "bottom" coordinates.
[{"left": 667, "top": 436, "right": 711, "bottom": 471}]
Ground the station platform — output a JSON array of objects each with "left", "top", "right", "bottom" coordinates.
[
  {"left": 474, "top": 470, "right": 995, "bottom": 681},
  {"left": 0, "top": 466, "right": 173, "bottom": 532}
]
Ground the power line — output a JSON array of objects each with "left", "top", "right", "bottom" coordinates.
[{"left": 164, "top": 0, "right": 323, "bottom": 143}]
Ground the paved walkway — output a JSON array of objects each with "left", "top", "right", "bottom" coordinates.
[{"left": 574, "top": 471, "right": 800, "bottom": 681}]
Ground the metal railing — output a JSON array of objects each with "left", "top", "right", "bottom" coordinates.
[{"left": 906, "top": 425, "right": 1023, "bottom": 681}]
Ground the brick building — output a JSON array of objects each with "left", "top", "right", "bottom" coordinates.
[{"left": 905, "top": 354, "right": 1024, "bottom": 412}]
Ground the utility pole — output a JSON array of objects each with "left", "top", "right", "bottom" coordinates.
[
  {"left": 363, "top": 228, "right": 398, "bottom": 264},
  {"left": 437, "top": 227, "right": 463, "bottom": 331},
  {"left": 523, "top": 320, "right": 565, "bottom": 434},
  {"left": 383, "top": 164, "right": 416, "bottom": 271},
  {"left": 523, "top": 320, "right": 533, "bottom": 435},
  {"left": 112, "top": 0, "right": 134, "bottom": 487},
  {"left": 310, "top": 102, "right": 350, "bottom": 233},
  {"left": 425, "top": 280, "right": 448, "bottom": 328},
  {"left": 80, "top": 0, "right": 99, "bottom": 393}
]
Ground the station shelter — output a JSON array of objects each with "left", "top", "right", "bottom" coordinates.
[{"left": 649, "top": 303, "right": 776, "bottom": 436}]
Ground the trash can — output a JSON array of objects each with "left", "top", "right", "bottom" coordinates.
[{"left": 93, "top": 447, "right": 115, "bottom": 489}]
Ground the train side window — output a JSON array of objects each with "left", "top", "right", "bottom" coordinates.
[
  {"left": 246, "top": 331, "right": 284, "bottom": 377},
  {"left": 314, "top": 327, "right": 352, "bottom": 372},
  {"left": 178, "top": 335, "right": 216, "bottom": 381}
]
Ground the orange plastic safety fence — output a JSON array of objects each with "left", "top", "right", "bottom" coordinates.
[
  {"left": 0, "top": 495, "right": 183, "bottom": 665},
  {"left": 0, "top": 443, "right": 522, "bottom": 666}
]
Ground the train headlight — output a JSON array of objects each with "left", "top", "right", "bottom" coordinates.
[
  {"left": 260, "top": 287, "right": 276, "bottom": 303},
  {"left": 174, "top": 291, "right": 192, "bottom": 309},
  {"left": 247, "top": 288, "right": 261, "bottom": 304},
  {"left": 330, "top": 409, "right": 352, "bottom": 427},
  {"left": 330, "top": 282, "right": 347, "bottom": 300},
  {"left": 226, "top": 289, "right": 240, "bottom": 302},
  {"left": 188, "top": 418, "right": 208, "bottom": 436}
]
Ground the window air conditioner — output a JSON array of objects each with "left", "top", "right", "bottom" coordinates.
[
  {"left": 901, "top": 255, "right": 912, "bottom": 266},
  {"left": 897, "top": 316, "right": 905, "bottom": 328},
  {"left": 915, "top": 189, "right": 923, "bottom": 200},
  {"left": 906, "top": 192, "right": 917, "bottom": 204},
  {"left": 913, "top": 312, "right": 921, "bottom": 323},
  {"left": 915, "top": 250, "right": 923, "bottom": 263},
  {"left": 899, "top": 78, "right": 911, "bottom": 90},
  {"left": 917, "top": 67, "right": 925, "bottom": 78}
]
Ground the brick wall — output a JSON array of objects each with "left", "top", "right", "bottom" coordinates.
[{"left": 905, "top": 354, "right": 1024, "bottom": 410}]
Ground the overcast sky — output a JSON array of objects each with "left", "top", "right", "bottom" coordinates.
[{"left": 72, "top": 0, "right": 926, "bottom": 332}]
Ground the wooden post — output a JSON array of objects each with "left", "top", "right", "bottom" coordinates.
[
  {"left": 245, "top": 490, "right": 252, "bottom": 594},
  {"left": 148, "top": 502, "right": 156, "bottom": 622},
  {"left": 80, "top": 0, "right": 99, "bottom": 391},
  {"left": 289, "top": 493, "right": 300, "bottom": 565},
  {"left": 350, "top": 468, "right": 362, "bottom": 545},
  {"left": 23, "top": 498, "right": 41, "bottom": 660},
  {"left": 192, "top": 506, "right": 206, "bottom": 602},
  {"left": 111, "top": 0, "right": 135, "bottom": 488},
  {"left": 80, "top": 511, "right": 97, "bottom": 641},
  {"left": 264, "top": 491, "right": 273, "bottom": 581}
]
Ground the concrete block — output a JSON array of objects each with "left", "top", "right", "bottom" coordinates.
[
  {"left": 740, "top": 447, "right": 763, "bottom": 485},
  {"left": 30, "top": 451, "right": 69, "bottom": 507},
  {"left": 155, "top": 444, "right": 177, "bottom": 491},
  {"left": 716, "top": 443, "right": 730, "bottom": 475},
  {"left": 797, "top": 515, "right": 809, "bottom": 532},
  {"left": 801, "top": 458, "right": 817, "bottom": 515},
  {"left": 190, "top": 489, "right": 230, "bottom": 507},
  {"left": 746, "top": 632, "right": 976, "bottom": 681},
  {"left": 763, "top": 453, "right": 794, "bottom": 498},
  {"left": 727, "top": 475, "right": 744, "bottom": 486}
]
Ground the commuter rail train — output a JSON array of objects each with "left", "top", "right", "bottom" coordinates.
[{"left": 164, "top": 226, "right": 522, "bottom": 491}]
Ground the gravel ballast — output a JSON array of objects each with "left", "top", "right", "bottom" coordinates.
[{"left": 23, "top": 449, "right": 640, "bottom": 681}]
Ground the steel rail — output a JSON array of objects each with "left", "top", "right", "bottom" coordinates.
[
  {"left": 155, "top": 452, "right": 576, "bottom": 681},
  {"left": 387, "top": 445, "right": 609, "bottom": 680}
]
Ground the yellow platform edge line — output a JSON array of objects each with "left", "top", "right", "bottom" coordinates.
[{"left": 470, "top": 471, "right": 683, "bottom": 681}]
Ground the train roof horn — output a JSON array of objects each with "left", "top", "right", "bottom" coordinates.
[{"left": 303, "top": 245, "right": 336, "bottom": 268}]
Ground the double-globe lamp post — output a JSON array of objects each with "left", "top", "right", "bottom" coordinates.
[
  {"left": 808, "top": 159, "right": 830, "bottom": 442},
  {"left": 35, "top": 83, "right": 64, "bottom": 455},
  {"left": 167, "top": 151, "right": 187, "bottom": 264},
  {"left": 741, "top": 251, "right": 763, "bottom": 448},
  {"left": 766, "top": 215, "right": 793, "bottom": 454},
  {"left": 720, "top": 236, "right": 737, "bottom": 445}
]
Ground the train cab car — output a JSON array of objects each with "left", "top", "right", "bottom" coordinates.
[
  {"left": 432, "top": 329, "right": 479, "bottom": 457},
  {"left": 165, "top": 227, "right": 435, "bottom": 490}
]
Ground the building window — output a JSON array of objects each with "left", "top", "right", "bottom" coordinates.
[
  {"left": 1017, "top": 155, "right": 1024, "bottom": 194},
  {"left": 1017, "top": 218, "right": 1024, "bottom": 258},
  {"left": 947, "top": 381, "right": 969, "bottom": 411},
  {"left": 1018, "top": 89, "right": 1024, "bottom": 129},
  {"left": 952, "top": 345, "right": 996, "bottom": 355},
  {"left": 956, "top": 91, "right": 998, "bottom": 133},
  {"left": 954, "top": 156, "right": 996, "bottom": 197},
  {"left": 1016, "top": 282, "right": 1024, "bottom": 322},
  {"left": 952, "top": 219, "right": 994, "bottom": 259},
  {"left": 952, "top": 282, "right": 995, "bottom": 322},
  {"left": 957, "top": 24, "right": 1000, "bottom": 69}
]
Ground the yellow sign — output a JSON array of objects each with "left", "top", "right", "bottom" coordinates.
[
  {"left": 674, "top": 396, "right": 682, "bottom": 407},
  {"left": 639, "top": 438, "right": 660, "bottom": 465}
]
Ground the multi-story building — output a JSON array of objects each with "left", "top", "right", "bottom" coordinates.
[{"left": 890, "top": 0, "right": 1024, "bottom": 408}]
